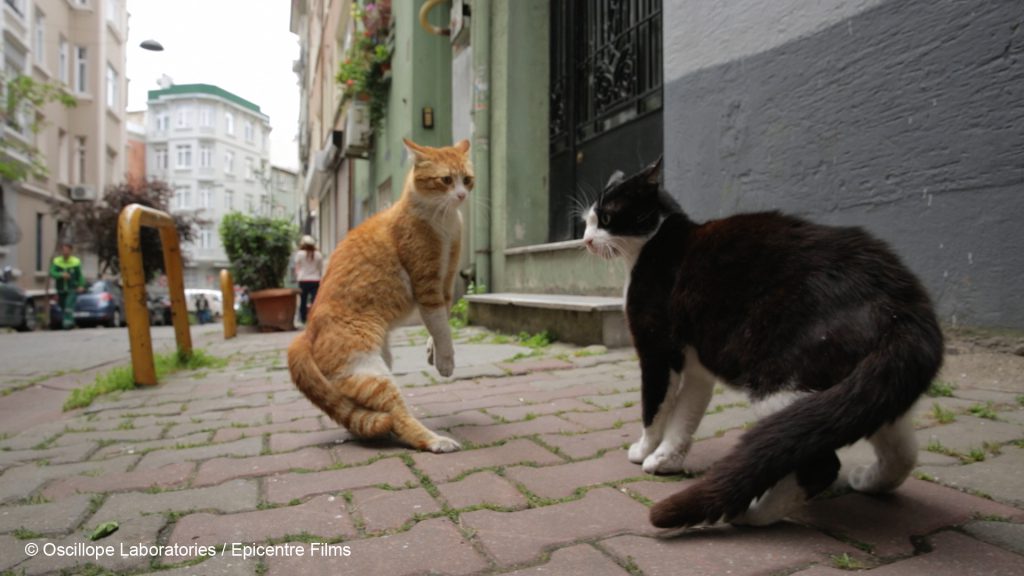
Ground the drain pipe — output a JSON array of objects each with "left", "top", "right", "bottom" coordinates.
[{"left": 471, "top": 0, "right": 492, "bottom": 292}]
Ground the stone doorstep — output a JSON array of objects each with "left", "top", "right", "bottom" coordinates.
[{"left": 467, "top": 292, "right": 630, "bottom": 348}]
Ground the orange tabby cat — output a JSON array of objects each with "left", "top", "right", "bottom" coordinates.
[{"left": 287, "top": 138, "right": 473, "bottom": 453}]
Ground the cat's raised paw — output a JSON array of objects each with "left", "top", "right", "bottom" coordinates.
[
  {"left": 427, "top": 435, "right": 461, "bottom": 453},
  {"left": 426, "top": 336, "right": 435, "bottom": 366},
  {"left": 642, "top": 447, "right": 688, "bottom": 475}
]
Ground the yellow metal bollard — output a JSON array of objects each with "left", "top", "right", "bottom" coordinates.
[
  {"left": 220, "top": 269, "right": 237, "bottom": 340},
  {"left": 117, "top": 204, "right": 192, "bottom": 386}
]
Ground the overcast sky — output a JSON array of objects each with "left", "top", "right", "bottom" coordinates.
[{"left": 126, "top": 0, "right": 300, "bottom": 171}]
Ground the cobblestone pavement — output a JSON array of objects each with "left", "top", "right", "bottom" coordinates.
[{"left": 1, "top": 325, "right": 1022, "bottom": 575}]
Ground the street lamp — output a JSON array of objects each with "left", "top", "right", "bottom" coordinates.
[{"left": 140, "top": 39, "right": 164, "bottom": 52}]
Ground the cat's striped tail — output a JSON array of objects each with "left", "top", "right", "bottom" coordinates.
[
  {"left": 649, "top": 309, "right": 943, "bottom": 528},
  {"left": 287, "top": 334, "right": 394, "bottom": 438}
]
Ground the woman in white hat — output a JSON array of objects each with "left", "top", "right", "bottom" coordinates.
[{"left": 294, "top": 235, "right": 324, "bottom": 324}]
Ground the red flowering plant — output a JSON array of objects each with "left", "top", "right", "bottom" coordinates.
[{"left": 335, "top": 1, "right": 393, "bottom": 127}]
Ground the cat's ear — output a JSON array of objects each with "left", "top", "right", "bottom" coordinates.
[
  {"left": 644, "top": 155, "right": 664, "bottom": 185},
  {"left": 605, "top": 170, "right": 625, "bottom": 189},
  {"left": 454, "top": 139, "right": 470, "bottom": 153},
  {"left": 403, "top": 138, "right": 431, "bottom": 162}
]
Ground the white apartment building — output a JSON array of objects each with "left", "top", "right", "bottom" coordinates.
[
  {"left": 1, "top": 0, "right": 128, "bottom": 291},
  {"left": 145, "top": 82, "right": 272, "bottom": 289}
]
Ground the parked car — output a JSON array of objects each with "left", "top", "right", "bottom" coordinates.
[
  {"left": 184, "top": 288, "right": 224, "bottom": 318},
  {"left": 0, "top": 267, "right": 36, "bottom": 332},
  {"left": 74, "top": 280, "right": 126, "bottom": 328}
]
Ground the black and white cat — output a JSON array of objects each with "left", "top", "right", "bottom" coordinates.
[{"left": 583, "top": 159, "right": 943, "bottom": 528}]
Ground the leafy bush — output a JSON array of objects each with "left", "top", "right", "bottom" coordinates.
[{"left": 219, "top": 213, "right": 297, "bottom": 292}]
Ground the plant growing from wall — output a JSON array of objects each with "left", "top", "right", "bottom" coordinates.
[
  {"left": 336, "top": 1, "right": 393, "bottom": 128},
  {"left": 1, "top": 74, "right": 77, "bottom": 183},
  {"left": 218, "top": 212, "right": 297, "bottom": 292}
]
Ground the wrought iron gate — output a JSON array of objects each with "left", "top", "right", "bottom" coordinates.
[{"left": 549, "top": 0, "right": 664, "bottom": 241}]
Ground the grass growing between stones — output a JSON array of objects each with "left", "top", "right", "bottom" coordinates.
[
  {"left": 926, "top": 380, "right": 956, "bottom": 398},
  {"left": 831, "top": 553, "right": 864, "bottom": 570},
  {"left": 931, "top": 403, "right": 957, "bottom": 424},
  {"left": 63, "top": 349, "right": 228, "bottom": 411}
]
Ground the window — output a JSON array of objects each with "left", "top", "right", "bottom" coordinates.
[
  {"left": 75, "top": 46, "right": 88, "bottom": 93},
  {"left": 244, "top": 120, "right": 254, "bottom": 143},
  {"left": 58, "top": 130, "right": 69, "bottom": 183},
  {"left": 224, "top": 150, "right": 234, "bottom": 174},
  {"left": 33, "top": 9, "right": 45, "bottom": 65},
  {"left": 176, "top": 106, "right": 191, "bottom": 128},
  {"left": 175, "top": 185, "right": 192, "bottom": 209},
  {"left": 58, "top": 38, "right": 69, "bottom": 84},
  {"left": 176, "top": 144, "right": 192, "bottom": 169},
  {"left": 199, "top": 143, "right": 213, "bottom": 168},
  {"left": 4, "top": 0, "right": 25, "bottom": 17},
  {"left": 75, "top": 136, "right": 87, "bottom": 184},
  {"left": 199, "top": 106, "right": 213, "bottom": 127},
  {"left": 106, "top": 0, "right": 120, "bottom": 26},
  {"left": 245, "top": 157, "right": 254, "bottom": 180},
  {"left": 199, "top": 226, "right": 212, "bottom": 249},
  {"left": 224, "top": 189, "right": 234, "bottom": 210},
  {"left": 246, "top": 194, "right": 254, "bottom": 213},
  {"left": 198, "top": 185, "right": 211, "bottom": 208},
  {"left": 35, "top": 213, "right": 44, "bottom": 271},
  {"left": 225, "top": 112, "right": 234, "bottom": 136},
  {"left": 105, "top": 64, "right": 118, "bottom": 109},
  {"left": 154, "top": 147, "right": 168, "bottom": 170},
  {"left": 156, "top": 111, "right": 169, "bottom": 131}
]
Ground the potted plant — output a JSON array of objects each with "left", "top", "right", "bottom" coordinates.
[
  {"left": 219, "top": 213, "right": 298, "bottom": 331},
  {"left": 336, "top": 1, "right": 394, "bottom": 129}
]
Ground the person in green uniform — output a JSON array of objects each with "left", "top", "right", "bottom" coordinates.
[{"left": 50, "top": 242, "right": 85, "bottom": 329}]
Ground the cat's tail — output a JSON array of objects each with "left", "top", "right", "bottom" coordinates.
[
  {"left": 649, "top": 309, "right": 943, "bottom": 528},
  {"left": 287, "top": 334, "right": 395, "bottom": 438}
]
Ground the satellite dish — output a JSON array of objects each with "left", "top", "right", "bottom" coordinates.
[{"left": 140, "top": 39, "right": 164, "bottom": 51}]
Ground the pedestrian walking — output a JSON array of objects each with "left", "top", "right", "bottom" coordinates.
[
  {"left": 293, "top": 235, "right": 323, "bottom": 324},
  {"left": 195, "top": 293, "right": 212, "bottom": 324},
  {"left": 50, "top": 242, "right": 85, "bottom": 330}
]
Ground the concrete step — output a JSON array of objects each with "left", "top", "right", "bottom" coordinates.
[{"left": 465, "top": 293, "right": 630, "bottom": 347}]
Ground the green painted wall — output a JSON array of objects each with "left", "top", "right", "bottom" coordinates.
[{"left": 352, "top": 0, "right": 453, "bottom": 220}]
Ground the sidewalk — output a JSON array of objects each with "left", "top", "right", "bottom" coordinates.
[{"left": 1, "top": 325, "right": 1022, "bottom": 575}]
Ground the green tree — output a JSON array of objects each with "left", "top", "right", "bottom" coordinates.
[
  {"left": 1, "top": 74, "right": 77, "bottom": 182},
  {"left": 51, "top": 180, "right": 202, "bottom": 282}
]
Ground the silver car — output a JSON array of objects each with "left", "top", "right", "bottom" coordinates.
[{"left": 0, "top": 267, "right": 37, "bottom": 332}]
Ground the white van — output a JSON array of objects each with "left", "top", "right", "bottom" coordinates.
[{"left": 184, "top": 288, "right": 224, "bottom": 318}]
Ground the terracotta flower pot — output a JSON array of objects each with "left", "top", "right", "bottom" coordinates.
[{"left": 249, "top": 288, "right": 299, "bottom": 331}]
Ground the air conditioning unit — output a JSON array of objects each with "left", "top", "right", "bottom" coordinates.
[
  {"left": 342, "top": 100, "right": 372, "bottom": 158},
  {"left": 70, "top": 185, "right": 97, "bottom": 202}
]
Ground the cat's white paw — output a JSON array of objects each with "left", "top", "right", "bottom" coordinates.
[
  {"left": 628, "top": 437, "right": 654, "bottom": 464},
  {"left": 642, "top": 446, "right": 689, "bottom": 475},
  {"left": 849, "top": 463, "right": 906, "bottom": 493},
  {"left": 427, "top": 435, "right": 461, "bottom": 453},
  {"left": 426, "top": 337, "right": 435, "bottom": 366}
]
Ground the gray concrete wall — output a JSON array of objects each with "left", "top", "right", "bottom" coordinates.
[{"left": 663, "top": 0, "right": 1024, "bottom": 329}]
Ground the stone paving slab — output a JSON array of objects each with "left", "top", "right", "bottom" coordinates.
[
  {"left": 166, "top": 494, "right": 355, "bottom": 559},
  {"left": 0, "top": 494, "right": 93, "bottom": 535},
  {"left": 142, "top": 554, "right": 258, "bottom": 576},
  {"left": 93, "top": 479, "right": 260, "bottom": 521},
  {"left": 412, "top": 438, "right": 564, "bottom": 483},
  {"left": 790, "top": 477, "right": 1024, "bottom": 557},
  {"left": 790, "top": 530, "right": 1024, "bottom": 576},
  {"left": 504, "top": 449, "right": 651, "bottom": 500},
  {"left": 916, "top": 415, "right": 1023, "bottom": 455},
  {"left": 134, "top": 437, "right": 264, "bottom": 470},
  {"left": 264, "top": 457, "right": 417, "bottom": 504},
  {"left": 265, "top": 517, "right": 489, "bottom": 576},
  {"left": 461, "top": 487, "right": 652, "bottom": 566},
  {"left": 349, "top": 487, "right": 441, "bottom": 533},
  {"left": 502, "top": 544, "right": 632, "bottom": 576},
  {"left": 600, "top": 523, "right": 868, "bottom": 576},
  {"left": 960, "top": 520, "right": 1024, "bottom": 556},
  {"left": 194, "top": 447, "right": 334, "bottom": 487},
  {"left": 0, "top": 454, "right": 138, "bottom": 504},
  {"left": 917, "top": 445, "right": 1024, "bottom": 507},
  {"left": 41, "top": 461, "right": 195, "bottom": 500},
  {"left": 435, "top": 470, "right": 529, "bottom": 510}
]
